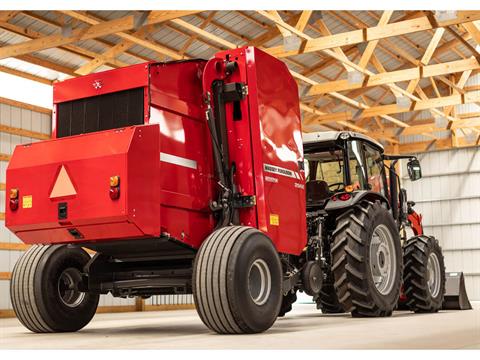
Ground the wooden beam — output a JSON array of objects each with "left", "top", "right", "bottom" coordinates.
[
  {"left": 295, "top": 11, "right": 313, "bottom": 32},
  {"left": 179, "top": 12, "right": 217, "bottom": 57},
  {"left": 0, "top": 272, "right": 10, "bottom": 280},
  {"left": 170, "top": 18, "right": 237, "bottom": 49},
  {"left": 385, "top": 135, "right": 478, "bottom": 154},
  {"left": 420, "top": 28, "right": 445, "bottom": 66},
  {"left": 63, "top": 11, "right": 193, "bottom": 60},
  {"left": 0, "top": 11, "right": 19, "bottom": 22},
  {"left": 0, "top": 242, "right": 29, "bottom": 251},
  {"left": 0, "top": 16, "right": 140, "bottom": 60},
  {"left": 0, "top": 183, "right": 5, "bottom": 191},
  {"left": 0, "top": 65, "right": 53, "bottom": 85},
  {"left": 74, "top": 25, "right": 152, "bottom": 75},
  {"left": 0, "top": 20, "right": 129, "bottom": 69},
  {"left": 0, "top": 124, "right": 50, "bottom": 140},
  {"left": 308, "top": 57, "right": 480, "bottom": 96},
  {"left": 313, "top": 92, "right": 480, "bottom": 123},
  {"left": 358, "top": 11, "right": 393, "bottom": 69},
  {"left": 462, "top": 21, "right": 480, "bottom": 45},
  {"left": 0, "top": 213, "right": 4, "bottom": 221},
  {"left": 264, "top": 14, "right": 480, "bottom": 58},
  {"left": 0, "top": 153, "right": 11, "bottom": 162},
  {"left": 0, "top": 96, "right": 51, "bottom": 115}
]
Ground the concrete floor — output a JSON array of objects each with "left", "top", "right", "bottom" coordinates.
[{"left": 1, "top": 302, "right": 479, "bottom": 349}]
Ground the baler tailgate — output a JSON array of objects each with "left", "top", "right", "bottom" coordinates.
[{"left": 5, "top": 125, "right": 160, "bottom": 244}]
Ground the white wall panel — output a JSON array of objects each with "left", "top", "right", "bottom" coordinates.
[{"left": 403, "top": 146, "right": 480, "bottom": 300}]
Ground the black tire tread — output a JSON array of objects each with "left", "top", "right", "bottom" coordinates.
[
  {"left": 11, "top": 245, "right": 53, "bottom": 333},
  {"left": 316, "top": 272, "right": 345, "bottom": 314},
  {"left": 403, "top": 235, "right": 446, "bottom": 313},
  {"left": 278, "top": 291, "right": 297, "bottom": 317},
  {"left": 331, "top": 200, "right": 402, "bottom": 317},
  {"left": 193, "top": 226, "right": 251, "bottom": 334}
]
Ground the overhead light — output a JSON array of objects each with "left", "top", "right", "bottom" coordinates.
[
  {"left": 396, "top": 96, "right": 411, "bottom": 109},
  {"left": 435, "top": 116, "right": 448, "bottom": 128},
  {"left": 283, "top": 35, "right": 301, "bottom": 51},
  {"left": 347, "top": 70, "right": 364, "bottom": 85},
  {"left": 465, "top": 130, "right": 477, "bottom": 143},
  {"left": 434, "top": 11, "right": 458, "bottom": 22}
]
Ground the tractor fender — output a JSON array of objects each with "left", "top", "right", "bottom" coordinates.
[{"left": 325, "top": 190, "right": 390, "bottom": 212}]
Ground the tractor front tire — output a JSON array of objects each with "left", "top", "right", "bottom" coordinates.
[
  {"left": 10, "top": 244, "right": 99, "bottom": 333},
  {"left": 331, "top": 200, "right": 403, "bottom": 317},
  {"left": 278, "top": 290, "right": 297, "bottom": 317},
  {"left": 193, "top": 226, "right": 282, "bottom": 334},
  {"left": 403, "top": 235, "right": 446, "bottom": 313},
  {"left": 316, "top": 276, "right": 345, "bottom": 314}
]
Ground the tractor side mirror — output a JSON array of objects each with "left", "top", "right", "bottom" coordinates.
[{"left": 407, "top": 158, "right": 422, "bottom": 181}]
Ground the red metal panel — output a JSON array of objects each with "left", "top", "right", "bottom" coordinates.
[
  {"left": 149, "top": 60, "right": 216, "bottom": 248},
  {"left": 53, "top": 63, "right": 151, "bottom": 103},
  {"left": 206, "top": 47, "right": 307, "bottom": 255},
  {"left": 247, "top": 47, "right": 306, "bottom": 255},
  {"left": 6, "top": 125, "right": 160, "bottom": 244}
]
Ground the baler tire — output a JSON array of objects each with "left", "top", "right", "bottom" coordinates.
[
  {"left": 193, "top": 226, "right": 282, "bottom": 334},
  {"left": 278, "top": 291, "right": 297, "bottom": 317},
  {"left": 316, "top": 282, "right": 345, "bottom": 314},
  {"left": 403, "top": 235, "right": 446, "bottom": 313},
  {"left": 331, "top": 200, "right": 403, "bottom": 317},
  {"left": 10, "top": 244, "right": 99, "bottom": 333}
]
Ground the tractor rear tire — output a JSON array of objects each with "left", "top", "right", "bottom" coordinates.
[
  {"left": 331, "top": 200, "right": 403, "bottom": 317},
  {"left": 403, "top": 235, "right": 446, "bottom": 313},
  {"left": 316, "top": 279, "right": 345, "bottom": 314},
  {"left": 10, "top": 244, "right": 99, "bottom": 333},
  {"left": 278, "top": 290, "right": 297, "bottom": 317},
  {"left": 193, "top": 226, "right": 282, "bottom": 334}
]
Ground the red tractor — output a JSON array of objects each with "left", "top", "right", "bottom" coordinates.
[
  {"left": 5, "top": 47, "right": 454, "bottom": 335},
  {"left": 299, "top": 132, "right": 446, "bottom": 315}
]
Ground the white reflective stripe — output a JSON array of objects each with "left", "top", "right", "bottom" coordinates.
[
  {"left": 160, "top": 152, "right": 197, "bottom": 170},
  {"left": 263, "top": 163, "right": 298, "bottom": 179}
]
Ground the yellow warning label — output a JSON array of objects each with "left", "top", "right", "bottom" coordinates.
[
  {"left": 22, "top": 195, "right": 32, "bottom": 209},
  {"left": 269, "top": 214, "right": 279, "bottom": 226}
]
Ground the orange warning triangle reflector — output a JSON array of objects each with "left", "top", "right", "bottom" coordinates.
[{"left": 50, "top": 165, "right": 77, "bottom": 199}]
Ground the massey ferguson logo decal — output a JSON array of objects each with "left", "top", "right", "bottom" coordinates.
[{"left": 92, "top": 79, "right": 103, "bottom": 89}]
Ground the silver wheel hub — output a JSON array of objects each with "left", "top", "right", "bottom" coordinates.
[
  {"left": 427, "top": 252, "right": 441, "bottom": 298},
  {"left": 58, "top": 267, "right": 85, "bottom": 308},
  {"left": 369, "top": 224, "right": 397, "bottom": 295},
  {"left": 248, "top": 259, "right": 271, "bottom": 306}
]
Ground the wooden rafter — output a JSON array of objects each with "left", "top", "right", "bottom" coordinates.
[
  {"left": 308, "top": 57, "right": 480, "bottom": 96},
  {"left": 263, "top": 13, "right": 480, "bottom": 58}
]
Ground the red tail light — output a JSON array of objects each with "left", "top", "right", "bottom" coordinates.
[
  {"left": 331, "top": 193, "right": 352, "bottom": 202},
  {"left": 9, "top": 188, "right": 19, "bottom": 211},
  {"left": 338, "top": 193, "right": 352, "bottom": 201},
  {"left": 109, "top": 176, "right": 120, "bottom": 200}
]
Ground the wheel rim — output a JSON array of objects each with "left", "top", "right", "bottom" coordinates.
[
  {"left": 369, "top": 224, "right": 397, "bottom": 295},
  {"left": 57, "top": 267, "right": 85, "bottom": 308},
  {"left": 248, "top": 259, "right": 271, "bottom": 306},
  {"left": 427, "top": 252, "right": 441, "bottom": 298}
]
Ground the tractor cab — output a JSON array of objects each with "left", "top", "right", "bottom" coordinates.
[
  {"left": 302, "top": 131, "right": 389, "bottom": 208},
  {"left": 302, "top": 130, "right": 423, "bottom": 226}
]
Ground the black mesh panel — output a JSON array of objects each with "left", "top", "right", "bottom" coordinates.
[{"left": 56, "top": 87, "right": 144, "bottom": 138}]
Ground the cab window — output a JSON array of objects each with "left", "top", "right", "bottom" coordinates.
[
  {"left": 304, "top": 149, "right": 345, "bottom": 191},
  {"left": 347, "top": 140, "right": 367, "bottom": 190},
  {"left": 364, "top": 144, "right": 386, "bottom": 195}
]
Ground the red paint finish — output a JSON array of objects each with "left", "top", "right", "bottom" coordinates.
[
  {"left": 204, "top": 47, "right": 307, "bottom": 254},
  {"left": 408, "top": 210, "right": 424, "bottom": 236},
  {"left": 6, "top": 47, "right": 306, "bottom": 255},
  {"left": 6, "top": 125, "right": 160, "bottom": 244},
  {"left": 53, "top": 63, "right": 151, "bottom": 103}
]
